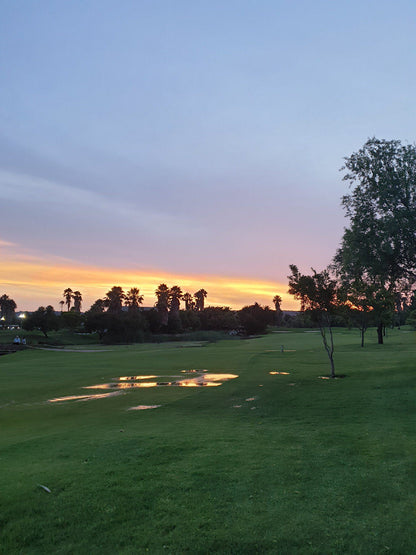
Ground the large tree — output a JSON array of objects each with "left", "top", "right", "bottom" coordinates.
[
  {"left": 288, "top": 265, "right": 340, "bottom": 378},
  {"left": 0, "top": 294, "right": 17, "bottom": 323},
  {"left": 23, "top": 306, "right": 59, "bottom": 338},
  {"left": 238, "top": 303, "right": 274, "bottom": 335},
  {"left": 338, "top": 279, "right": 394, "bottom": 347},
  {"left": 334, "top": 137, "right": 416, "bottom": 343}
]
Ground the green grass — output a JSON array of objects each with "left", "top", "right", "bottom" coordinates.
[
  {"left": 0, "top": 328, "right": 101, "bottom": 346},
  {"left": 0, "top": 328, "right": 415, "bottom": 553}
]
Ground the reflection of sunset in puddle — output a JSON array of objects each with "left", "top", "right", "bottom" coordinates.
[
  {"left": 84, "top": 382, "right": 159, "bottom": 389},
  {"left": 119, "top": 376, "right": 158, "bottom": 381},
  {"left": 49, "top": 391, "right": 123, "bottom": 403},
  {"left": 84, "top": 373, "right": 238, "bottom": 390},
  {"left": 128, "top": 405, "right": 161, "bottom": 410},
  {"left": 49, "top": 372, "right": 238, "bottom": 406},
  {"left": 270, "top": 371, "right": 290, "bottom": 375}
]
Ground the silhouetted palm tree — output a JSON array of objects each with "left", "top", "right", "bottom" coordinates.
[
  {"left": 125, "top": 288, "right": 144, "bottom": 311},
  {"left": 194, "top": 289, "right": 207, "bottom": 311},
  {"left": 183, "top": 292, "right": 195, "bottom": 311},
  {"left": 73, "top": 291, "right": 83, "bottom": 313},
  {"left": 63, "top": 288, "right": 73, "bottom": 311},
  {"left": 105, "top": 286, "right": 125, "bottom": 313},
  {"left": 273, "top": 294, "right": 283, "bottom": 326},
  {"left": 169, "top": 286, "right": 182, "bottom": 313},
  {"left": 155, "top": 284, "right": 170, "bottom": 326},
  {"left": 273, "top": 295, "right": 282, "bottom": 311}
]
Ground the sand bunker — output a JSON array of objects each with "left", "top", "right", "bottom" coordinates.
[{"left": 270, "top": 371, "right": 290, "bottom": 375}]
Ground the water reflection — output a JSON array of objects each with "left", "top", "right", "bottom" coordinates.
[
  {"left": 84, "top": 373, "right": 238, "bottom": 390},
  {"left": 49, "top": 372, "right": 238, "bottom": 405},
  {"left": 84, "top": 382, "right": 159, "bottom": 389},
  {"left": 49, "top": 391, "right": 123, "bottom": 403},
  {"left": 119, "top": 375, "right": 158, "bottom": 381},
  {"left": 128, "top": 405, "right": 161, "bottom": 410}
]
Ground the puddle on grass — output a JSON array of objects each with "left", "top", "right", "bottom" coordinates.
[
  {"left": 119, "top": 375, "right": 158, "bottom": 381},
  {"left": 84, "top": 382, "right": 160, "bottom": 389},
  {"left": 48, "top": 372, "right": 237, "bottom": 406},
  {"left": 180, "top": 369, "right": 208, "bottom": 373},
  {"left": 84, "top": 373, "right": 238, "bottom": 390},
  {"left": 318, "top": 375, "right": 346, "bottom": 380},
  {"left": 128, "top": 405, "right": 161, "bottom": 410},
  {"left": 270, "top": 371, "right": 290, "bottom": 375},
  {"left": 49, "top": 391, "right": 123, "bottom": 403}
]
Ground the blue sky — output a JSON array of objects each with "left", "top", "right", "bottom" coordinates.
[{"left": 1, "top": 1, "right": 416, "bottom": 309}]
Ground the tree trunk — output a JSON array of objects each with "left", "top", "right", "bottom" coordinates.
[
  {"left": 361, "top": 327, "right": 365, "bottom": 348},
  {"left": 329, "top": 354, "right": 335, "bottom": 378},
  {"left": 377, "top": 322, "right": 383, "bottom": 344},
  {"left": 319, "top": 318, "right": 335, "bottom": 378}
]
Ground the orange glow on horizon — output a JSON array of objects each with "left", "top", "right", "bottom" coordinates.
[{"left": 0, "top": 247, "right": 299, "bottom": 311}]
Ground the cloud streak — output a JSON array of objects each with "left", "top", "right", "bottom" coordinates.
[{"left": 0, "top": 169, "right": 198, "bottom": 240}]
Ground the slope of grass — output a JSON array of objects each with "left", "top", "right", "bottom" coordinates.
[{"left": 0, "top": 328, "right": 415, "bottom": 553}]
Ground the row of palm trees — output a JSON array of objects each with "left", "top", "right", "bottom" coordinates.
[
  {"left": 62, "top": 287, "right": 281, "bottom": 316},
  {"left": 62, "top": 288, "right": 83, "bottom": 312},
  {"left": 74, "top": 285, "right": 208, "bottom": 316}
]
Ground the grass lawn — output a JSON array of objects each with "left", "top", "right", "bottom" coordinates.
[{"left": 0, "top": 328, "right": 415, "bottom": 553}]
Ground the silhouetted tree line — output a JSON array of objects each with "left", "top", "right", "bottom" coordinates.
[{"left": 80, "top": 285, "right": 276, "bottom": 343}]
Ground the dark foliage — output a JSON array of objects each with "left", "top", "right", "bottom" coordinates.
[
  {"left": 238, "top": 303, "right": 274, "bottom": 335},
  {"left": 22, "top": 306, "right": 59, "bottom": 338}
]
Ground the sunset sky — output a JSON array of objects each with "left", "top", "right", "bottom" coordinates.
[{"left": 1, "top": 1, "right": 416, "bottom": 311}]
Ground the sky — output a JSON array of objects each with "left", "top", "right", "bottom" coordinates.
[{"left": 1, "top": 0, "right": 416, "bottom": 311}]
